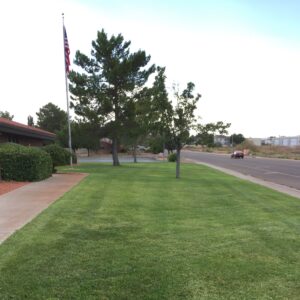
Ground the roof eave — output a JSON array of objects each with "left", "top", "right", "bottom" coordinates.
[{"left": 0, "top": 125, "right": 56, "bottom": 141}]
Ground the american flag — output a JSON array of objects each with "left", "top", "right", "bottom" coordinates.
[{"left": 63, "top": 25, "right": 70, "bottom": 74}]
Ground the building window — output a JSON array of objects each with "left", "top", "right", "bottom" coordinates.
[{"left": 8, "top": 136, "right": 19, "bottom": 143}]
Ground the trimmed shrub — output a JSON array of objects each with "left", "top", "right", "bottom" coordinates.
[
  {"left": 42, "top": 144, "right": 74, "bottom": 172},
  {"left": 0, "top": 143, "right": 52, "bottom": 181},
  {"left": 168, "top": 153, "right": 177, "bottom": 162}
]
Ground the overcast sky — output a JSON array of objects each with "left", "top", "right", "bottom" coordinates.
[{"left": 1, "top": 0, "right": 300, "bottom": 138}]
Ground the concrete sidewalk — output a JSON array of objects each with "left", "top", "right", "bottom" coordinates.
[{"left": 0, "top": 173, "right": 87, "bottom": 244}]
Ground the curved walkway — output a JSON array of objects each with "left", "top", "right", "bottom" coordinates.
[{"left": 0, "top": 173, "right": 87, "bottom": 244}]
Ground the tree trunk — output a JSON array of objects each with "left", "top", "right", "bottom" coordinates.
[
  {"left": 133, "top": 144, "right": 137, "bottom": 163},
  {"left": 176, "top": 147, "right": 181, "bottom": 179},
  {"left": 112, "top": 138, "right": 120, "bottom": 166},
  {"left": 87, "top": 148, "right": 90, "bottom": 157},
  {"left": 162, "top": 132, "right": 166, "bottom": 161}
]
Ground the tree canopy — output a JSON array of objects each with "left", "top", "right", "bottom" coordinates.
[
  {"left": 72, "top": 121, "right": 100, "bottom": 155},
  {"left": 0, "top": 111, "right": 14, "bottom": 120},
  {"left": 230, "top": 133, "right": 245, "bottom": 146},
  {"left": 170, "top": 82, "right": 201, "bottom": 178},
  {"left": 36, "top": 103, "right": 68, "bottom": 133},
  {"left": 65, "top": 27, "right": 233, "bottom": 178},
  {"left": 148, "top": 66, "right": 173, "bottom": 156},
  {"left": 69, "top": 29, "right": 155, "bottom": 166},
  {"left": 195, "top": 121, "right": 231, "bottom": 147},
  {"left": 27, "top": 115, "right": 34, "bottom": 126}
]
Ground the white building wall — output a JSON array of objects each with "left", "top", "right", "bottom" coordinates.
[
  {"left": 268, "top": 136, "right": 300, "bottom": 147},
  {"left": 248, "top": 138, "right": 262, "bottom": 146}
]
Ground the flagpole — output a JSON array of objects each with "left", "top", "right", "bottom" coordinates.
[{"left": 62, "top": 13, "right": 73, "bottom": 167}]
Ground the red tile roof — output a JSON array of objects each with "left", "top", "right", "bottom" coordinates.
[{"left": 0, "top": 117, "right": 56, "bottom": 138}]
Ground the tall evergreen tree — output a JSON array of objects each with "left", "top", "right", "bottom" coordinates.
[
  {"left": 69, "top": 29, "right": 155, "bottom": 166},
  {"left": 150, "top": 67, "right": 173, "bottom": 158},
  {"left": 27, "top": 115, "right": 34, "bottom": 126}
]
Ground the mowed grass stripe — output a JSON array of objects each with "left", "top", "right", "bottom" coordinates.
[{"left": 0, "top": 163, "right": 299, "bottom": 299}]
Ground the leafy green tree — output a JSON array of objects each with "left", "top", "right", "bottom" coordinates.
[
  {"left": 128, "top": 66, "right": 173, "bottom": 159},
  {"left": 230, "top": 133, "right": 245, "bottom": 146},
  {"left": 195, "top": 132, "right": 214, "bottom": 147},
  {"left": 165, "top": 136, "right": 176, "bottom": 153},
  {"left": 195, "top": 121, "right": 231, "bottom": 147},
  {"left": 56, "top": 120, "right": 100, "bottom": 155},
  {"left": 171, "top": 82, "right": 201, "bottom": 178},
  {"left": 36, "top": 103, "right": 68, "bottom": 133},
  {"left": 55, "top": 124, "right": 68, "bottom": 148},
  {"left": 27, "top": 115, "right": 34, "bottom": 126},
  {"left": 148, "top": 135, "right": 164, "bottom": 154},
  {"left": 149, "top": 67, "right": 173, "bottom": 158},
  {"left": 0, "top": 111, "right": 14, "bottom": 120},
  {"left": 214, "top": 121, "right": 231, "bottom": 135},
  {"left": 72, "top": 121, "right": 100, "bottom": 156},
  {"left": 121, "top": 87, "right": 153, "bottom": 163},
  {"left": 69, "top": 29, "right": 155, "bottom": 166},
  {"left": 125, "top": 66, "right": 173, "bottom": 161}
]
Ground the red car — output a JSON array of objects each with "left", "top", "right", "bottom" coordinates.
[{"left": 231, "top": 150, "right": 244, "bottom": 159}]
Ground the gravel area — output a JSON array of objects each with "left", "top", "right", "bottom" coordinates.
[{"left": 0, "top": 181, "right": 29, "bottom": 196}]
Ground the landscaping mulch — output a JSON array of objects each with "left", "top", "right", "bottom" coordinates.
[{"left": 0, "top": 181, "right": 29, "bottom": 196}]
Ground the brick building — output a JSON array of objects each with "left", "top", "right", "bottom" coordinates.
[{"left": 0, "top": 118, "right": 56, "bottom": 146}]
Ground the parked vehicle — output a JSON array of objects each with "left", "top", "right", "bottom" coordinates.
[
  {"left": 231, "top": 150, "right": 244, "bottom": 159},
  {"left": 137, "top": 145, "right": 149, "bottom": 151}
]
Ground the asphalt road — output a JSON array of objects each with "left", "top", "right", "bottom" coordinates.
[{"left": 182, "top": 150, "right": 300, "bottom": 191}]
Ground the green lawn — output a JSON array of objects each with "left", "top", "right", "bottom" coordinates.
[{"left": 0, "top": 163, "right": 299, "bottom": 299}]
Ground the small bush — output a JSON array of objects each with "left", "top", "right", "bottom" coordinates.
[
  {"left": 42, "top": 144, "right": 74, "bottom": 172},
  {"left": 0, "top": 143, "right": 52, "bottom": 181},
  {"left": 168, "top": 153, "right": 177, "bottom": 162}
]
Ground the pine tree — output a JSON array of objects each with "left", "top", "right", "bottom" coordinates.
[{"left": 69, "top": 29, "right": 155, "bottom": 166}]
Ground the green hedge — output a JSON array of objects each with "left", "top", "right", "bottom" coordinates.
[
  {"left": 42, "top": 144, "right": 76, "bottom": 172},
  {"left": 0, "top": 143, "right": 52, "bottom": 181}
]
